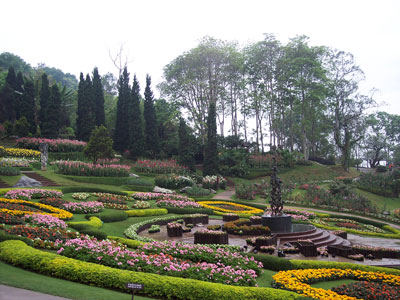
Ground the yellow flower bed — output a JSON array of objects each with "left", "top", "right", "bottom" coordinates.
[
  {"left": 198, "top": 201, "right": 263, "bottom": 215},
  {"left": 0, "top": 146, "right": 40, "bottom": 158},
  {"left": 0, "top": 198, "right": 73, "bottom": 220},
  {"left": 273, "top": 268, "right": 400, "bottom": 299}
]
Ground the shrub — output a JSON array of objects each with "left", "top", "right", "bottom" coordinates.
[
  {"left": 235, "top": 182, "right": 255, "bottom": 200},
  {"left": 223, "top": 219, "right": 270, "bottom": 235},
  {"left": 107, "top": 236, "right": 144, "bottom": 248},
  {"left": 125, "top": 208, "right": 168, "bottom": 217},
  {"left": 376, "top": 165, "right": 388, "bottom": 173},
  {"left": 80, "top": 229, "right": 108, "bottom": 240},
  {"left": 96, "top": 211, "right": 128, "bottom": 223},
  {"left": 0, "top": 166, "right": 20, "bottom": 176},
  {"left": 186, "top": 186, "right": 210, "bottom": 197},
  {"left": 202, "top": 175, "right": 227, "bottom": 190},
  {"left": 0, "top": 231, "right": 34, "bottom": 246},
  {"left": 68, "top": 217, "right": 102, "bottom": 229},
  {"left": 134, "top": 159, "right": 188, "bottom": 175},
  {"left": 154, "top": 174, "right": 194, "bottom": 189},
  {"left": 164, "top": 207, "right": 214, "bottom": 215},
  {"left": 356, "top": 173, "right": 397, "bottom": 197},
  {"left": 125, "top": 177, "right": 154, "bottom": 186}
]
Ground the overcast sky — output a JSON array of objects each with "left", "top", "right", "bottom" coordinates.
[{"left": 2, "top": 0, "right": 400, "bottom": 114}]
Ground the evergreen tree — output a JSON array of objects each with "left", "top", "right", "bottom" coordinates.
[
  {"left": 114, "top": 67, "right": 131, "bottom": 152},
  {"left": 15, "top": 71, "right": 24, "bottom": 120},
  {"left": 128, "top": 74, "right": 145, "bottom": 158},
  {"left": 19, "top": 79, "right": 36, "bottom": 134},
  {"left": 143, "top": 74, "right": 159, "bottom": 157},
  {"left": 92, "top": 67, "right": 105, "bottom": 126},
  {"left": 84, "top": 125, "right": 114, "bottom": 163},
  {"left": 76, "top": 73, "right": 95, "bottom": 141},
  {"left": 42, "top": 84, "right": 61, "bottom": 138},
  {"left": 178, "top": 118, "right": 195, "bottom": 171},
  {"left": 0, "top": 66, "right": 18, "bottom": 122},
  {"left": 203, "top": 101, "right": 219, "bottom": 176},
  {"left": 39, "top": 73, "right": 50, "bottom": 135},
  {"left": 76, "top": 73, "right": 85, "bottom": 140}
]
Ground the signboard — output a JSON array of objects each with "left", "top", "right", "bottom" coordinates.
[{"left": 126, "top": 283, "right": 144, "bottom": 290}]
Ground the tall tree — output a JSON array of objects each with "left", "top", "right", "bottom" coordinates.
[
  {"left": 143, "top": 74, "right": 159, "bottom": 157},
  {"left": 76, "top": 73, "right": 95, "bottom": 141},
  {"left": 92, "top": 67, "right": 105, "bottom": 126},
  {"left": 114, "top": 67, "right": 131, "bottom": 152},
  {"left": 15, "top": 71, "right": 24, "bottom": 120},
  {"left": 42, "top": 84, "right": 61, "bottom": 138},
  {"left": 39, "top": 73, "right": 50, "bottom": 135},
  {"left": 203, "top": 101, "right": 219, "bottom": 175},
  {"left": 0, "top": 66, "right": 18, "bottom": 122},
  {"left": 84, "top": 125, "right": 114, "bottom": 163},
  {"left": 178, "top": 118, "right": 195, "bottom": 171},
  {"left": 128, "top": 75, "right": 145, "bottom": 158},
  {"left": 19, "top": 79, "right": 36, "bottom": 134}
]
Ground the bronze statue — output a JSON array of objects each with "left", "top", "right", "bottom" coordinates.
[{"left": 269, "top": 148, "right": 283, "bottom": 216}]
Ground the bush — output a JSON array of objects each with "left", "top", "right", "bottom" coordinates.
[
  {"left": 61, "top": 187, "right": 127, "bottom": 195},
  {"left": 80, "top": 229, "right": 108, "bottom": 240},
  {"left": 68, "top": 224, "right": 98, "bottom": 231},
  {"left": 0, "top": 166, "right": 20, "bottom": 176},
  {"left": 376, "top": 165, "right": 388, "bottom": 173},
  {"left": 0, "top": 230, "right": 34, "bottom": 246},
  {"left": 126, "top": 177, "right": 154, "bottom": 187},
  {"left": 49, "top": 152, "right": 87, "bottom": 161},
  {"left": 123, "top": 185, "right": 154, "bottom": 192},
  {"left": 235, "top": 182, "right": 255, "bottom": 200},
  {"left": 107, "top": 236, "right": 144, "bottom": 248},
  {"left": 97, "top": 211, "right": 128, "bottom": 223},
  {"left": 68, "top": 216, "right": 102, "bottom": 229},
  {"left": 355, "top": 173, "right": 397, "bottom": 197},
  {"left": 0, "top": 240, "right": 301, "bottom": 300},
  {"left": 186, "top": 186, "right": 210, "bottom": 197},
  {"left": 154, "top": 174, "right": 194, "bottom": 189},
  {"left": 66, "top": 176, "right": 129, "bottom": 186},
  {"left": 329, "top": 180, "right": 352, "bottom": 196},
  {"left": 308, "top": 156, "right": 335, "bottom": 165},
  {"left": 125, "top": 208, "right": 168, "bottom": 217}
]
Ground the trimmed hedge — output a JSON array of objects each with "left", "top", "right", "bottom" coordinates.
[
  {"left": 96, "top": 211, "right": 128, "bottom": 223},
  {"left": 324, "top": 213, "right": 387, "bottom": 228},
  {"left": 61, "top": 187, "right": 128, "bottom": 195},
  {"left": 80, "top": 229, "right": 108, "bottom": 240},
  {"left": 125, "top": 208, "right": 168, "bottom": 217},
  {"left": 107, "top": 236, "right": 144, "bottom": 248},
  {"left": 165, "top": 207, "right": 214, "bottom": 215},
  {"left": 68, "top": 217, "right": 102, "bottom": 229},
  {"left": 123, "top": 185, "right": 154, "bottom": 192},
  {"left": 0, "top": 240, "right": 301, "bottom": 300},
  {"left": 65, "top": 176, "right": 129, "bottom": 186}
]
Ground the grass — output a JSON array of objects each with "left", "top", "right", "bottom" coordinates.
[
  {"left": 255, "top": 269, "right": 277, "bottom": 287},
  {"left": 355, "top": 188, "right": 400, "bottom": 213},
  {"left": 0, "top": 174, "right": 21, "bottom": 186},
  {"left": 310, "top": 278, "right": 357, "bottom": 290},
  {"left": 0, "top": 261, "right": 154, "bottom": 300}
]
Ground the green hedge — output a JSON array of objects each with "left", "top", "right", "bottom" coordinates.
[
  {"left": 68, "top": 217, "right": 102, "bottom": 229},
  {"left": 80, "top": 229, "right": 108, "bottom": 240},
  {"left": 126, "top": 209, "right": 168, "bottom": 217},
  {"left": 107, "top": 236, "right": 144, "bottom": 248},
  {"left": 123, "top": 185, "right": 154, "bottom": 192},
  {"left": 0, "top": 240, "right": 301, "bottom": 300},
  {"left": 164, "top": 207, "right": 214, "bottom": 215},
  {"left": 324, "top": 213, "right": 387, "bottom": 228},
  {"left": 0, "top": 231, "right": 34, "bottom": 246},
  {"left": 65, "top": 176, "right": 129, "bottom": 186},
  {"left": 310, "top": 222, "right": 400, "bottom": 238},
  {"left": 61, "top": 187, "right": 128, "bottom": 195},
  {"left": 95, "top": 211, "right": 128, "bottom": 223}
]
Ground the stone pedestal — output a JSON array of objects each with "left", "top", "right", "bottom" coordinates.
[
  {"left": 262, "top": 214, "right": 292, "bottom": 232},
  {"left": 40, "top": 143, "right": 48, "bottom": 171}
]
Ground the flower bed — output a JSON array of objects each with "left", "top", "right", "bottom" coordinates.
[
  {"left": 0, "top": 198, "right": 72, "bottom": 219},
  {"left": 24, "top": 214, "right": 67, "bottom": 229},
  {"left": 134, "top": 159, "right": 188, "bottom": 174},
  {"left": 327, "top": 245, "right": 354, "bottom": 258},
  {"left": 131, "top": 201, "right": 150, "bottom": 209},
  {"left": 167, "top": 222, "right": 183, "bottom": 237},
  {"left": 92, "top": 193, "right": 130, "bottom": 201},
  {"left": 0, "top": 157, "right": 35, "bottom": 167},
  {"left": 148, "top": 225, "right": 160, "bottom": 233},
  {"left": 55, "top": 236, "right": 257, "bottom": 286},
  {"left": 130, "top": 192, "right": 192, "bottom": 202},
  {"left": 202, "top": 175, "right": 227, "bottom": 190},
  {"left": 198, "top": 201, "right": 263, "bottom": 215},
  {"left": 157, "top": 199, "right": 201, "bottom": 209},
  {"left": 332, "top": 281, "right": 399, "bottom": 299},
  {"left": 61, "top": 201, "right": 104, "bottom": 214},
  {"left": 6, "top": 225, "right": 76, "bottom": 242},
  {"left": 39, "top": 197, "right": 70, "bottom": 208},
  {"left": 155, "top": 174, "right": 194, "bottom": 189},
  {"left": 194, "top": 229, "right": 229, "bottom": 245},
  {"left": 15, "top": 137, "right": 87, "bottom": 152},
  {"left": 223, "top": 219, "right": 271, "bottom": 236},
  {"left": 255, "top": 236, "right": 276, "bottom": 249},
  {"left": 71, "top": 192, "right": 91, "bottom": 200},
  {"left": 0, "top": 146, "right": 40, "bottom": 158},
  {"left": 351, "top": 244, "right": 400, "bottom": 259},
  {"left": 4, "top": 189, "right": 63, "bottom": 200},
  {"left": 95, "top": 194, "right": 127, "bottom": 205},
  {"left": 52, "top": 160, "right": 130, "bottom": 177},
  {"left": 260, "top": 245, "right": 276, "bottom": 254},
  {"left": 272, "top": 268, "right": 400, "bottom": 299},
  {"left": 0, "top": 212, "right": 24, "bottom": 224}
]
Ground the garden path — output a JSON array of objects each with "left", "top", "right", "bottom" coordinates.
[{"left": 0, "top": 284, "right": 72, "bottom": 300}]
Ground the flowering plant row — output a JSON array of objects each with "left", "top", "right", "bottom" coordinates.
[
  {"left": 39, "top": 197, "right": 69, "bottom": 208},
  {"left": 134, "top": 159, "right": 188, "bottom": 174},
  {"left": 0, "top": 198, "right": 73, "bottom": 219},
  {"left": 24, "top": 213, "right": 67, "bottom": 229},
  {"left": 4, "top": 188, "right": 63, "bottom": 200},
  {"left": 272, "top": 268, "right": 400, "bottom": 299},
  {"left": 104, "top": 203, "right": 128, "bottom": 210},
  {"left": 71, "top": 192, "right": 91, "bottom": 200},
  {"left": 55, "top": 236, "right": 258, "bottom": 286},
  {"left": 6, "top": 225, "right": 77, "bottom": 242},
  {"left": 61, "top": 201, "right": 104, "bottom": 214},
  {"left": 131, "top": 192, "right": 192, "bottom": 202},
  {"left": 156, "top": 199, "right": 201, "bottom": 209},
  {"left": 0, "top": 146, "right": 40, "bottom": 158},
  {"left": 202, "top": 175, "right": 227, "bottom": 190},
  {"left": 0, "top": 212, "right": 24, "bottom": 224},
  {"left": 0, "top": 157, "right": 36, "bottom": 167},
  {"left": 198, "top": 201, "right": 263, "bottom": 215},
  {"left": 52, "top": 160, "right": 130, "bottom": 177},
  {"left": 332, "top": 280, "right": 399, "bottom": 300},
  {"left": 95, "top": 194, "right": 127, "bottom": 205},
  {"left": 131, "top": 201, "right": 150, "bottom": 209},
  {"left": 16, "top": 137, "right": 87, "bottom": 152},
  {"left": 312, "top": 217, "right": 386, "bottom": 233}
]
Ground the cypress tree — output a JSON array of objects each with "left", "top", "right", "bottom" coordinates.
[
  {"left": 129, "top": 75, "right": 145, "bottom": 158},
  {"left": 0, "top": 66, "right": 18, "bottom": 122},
  {"left": 76, "top": 73, "right": 95, "bottom": 141},
  {"left": 178, "top": 118, "right": 195, "bottom": 171},
  {"left": 143, "top": 74, "right": 159, "bottom": 158},
  {"left": 92, "top": 67, "right": 105, "bottom": 126},
  {"left": 114, "top": 67, "right": 131, "bottom": 152},
  {"left": 42, "top": 84, "right": 61, "bottom": 138},
  {"left": 39, "top": 73, "right": 50, "bottom": 135},
  {"left": 15, "top": 71, "right": 24, "bottom": 120},
  {"left": 84, "top": 125, "right": 114, "bottom": 163},
  {"left": 19, "top": 79, "right": 36, "bottom": 134},
  {"left": 203, "top": 101, "right": 219, "bottom": 176},
  {"left": 76, "top": 73, "right": 85, "bottom": 140}
]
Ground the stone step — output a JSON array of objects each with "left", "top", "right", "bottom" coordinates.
[
  {"left": 278, "top": 229, "right": 324, "bottom": 243},
  {"left": 21, "top": 172, "right": 59, "bottom": 187}
]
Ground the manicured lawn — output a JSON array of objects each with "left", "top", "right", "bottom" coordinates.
[
  {"left": 255, "top": 269, "right": 277, "bottom": 287},
  {"left": 310, "top": 278, "right": 357, "bottom": 290},
  {"left": 0, "top": 261, "right": 154, "bottom": 300},
  {"left": 356, "top": 188, "right": 400, "bottom": 212}
]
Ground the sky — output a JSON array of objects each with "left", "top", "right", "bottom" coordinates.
[{"left": 2, "top": 0, "right": 400, "bottom": 114}]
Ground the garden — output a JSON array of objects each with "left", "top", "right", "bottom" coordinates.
[{"left": 0, "top": 137, "right": 399, "bottom": 300}]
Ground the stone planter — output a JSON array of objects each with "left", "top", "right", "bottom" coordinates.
[
  {"left": 167, "top": 225, "right": 183, "bottom": 237},
  {"left": 255, "top": 235, "right": 276, "bottom": 249},
  {"left": 297, "top": 241, "right": 317, "bottom": 257},
  {"left": 327, "top": 245, "right": 354, "bottom": 258},
  {"left": 194, "top": 231, "right": 228, "bottom": 245},
  {"left": 223, "top": 214, "right": 239, "bottom": 222},
  {"left": 185, "top": 215, "right": 209, "bottom": 225}
]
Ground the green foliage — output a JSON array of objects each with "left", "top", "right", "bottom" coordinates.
[
  {"left": 125, "top": 208, "right": 168, "bottom": 217},
  {"left": 68, "top": 217, "right": 102, "bottom": 229},
  {"left": 39, "top": 73, "right": 50, "bottom": 134},
  {"left": 154, "top": 174, "right": 193, "bottom": 189},
  {"left": 114, "top": 68, "right": 131, "bottom": 152},
  {"left": 92, "top": 68, "right": 105, "bottom": 127},
  {"left": 0, "top": 166, "right": 20, "bottom": 176},
  {"left": 60, "top": 186, "right": 127, "bottom": 195},
  {"left": 185, "top": 185, "right": 210, "bottom": 197},
  {"left": 0, "top": 66, "right": 18, "bottom": 122},
  {"left": 235, "top": 181, "right": 256, "bottom": 200},
  {"left": 84, "top": 125, "right": 114, "bottom": 163},
  {"left": 80, "top": 229, "right": 108, "bottom": 240},
  {"left": 125, "top": 177, "right": 153, "bottom": 187},
  {"left": 76, "top": 73, "right": 95, "bottom": 141},
  {"left": 165, "top": 207, "right": 214, "bottom": 215},
  {"left": 42, "top": 84, "right": 62, "bottom": 138},
  {"left": 3, "top": 120, "right": 14, "bottom": 136},
  {"left": 19, "top": 79, "right": 36, "bottom": 134},
  {"left": 107, "top": 236, "right": 144, "bottom": 248},
  {"left": 178, "top": 118, "right": 195, "bottom": 171},
  {"left": 329, "top": 180, "right": 352, "bottom": 196},
  {"left": 376, "top": 165, "right": 387, "bottom": 173},
  {"left": 96, "top": 211, "right": 128, "bottom": 223},
  {"left": 356, "top": 173, "right": 398, "bottom": 197},
  {"left": 14, "top": 117, "right": 30, "bottom": 137},
  {"left": 0, "top": 231, "right": 34, "bottom": 246},
  {"left": 203, "top": 101, "right": 218, "bottom": 176},
  {"left": 219, "top": 149, "right": 249, "bottom": 177},
  {"left": 295, "top": 159, "right": 313, "bottom": 166},
  {"left": 0, "top": 240, "right": 301, "bottom": 300},
  {"left": 143, "top": 74, "right": 159, "bottom": 158},
  {"left": 128, "top": 75, "right": 145, "bottom": 158}
]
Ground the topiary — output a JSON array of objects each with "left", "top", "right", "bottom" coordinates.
[
  {"left": 97, "top": 211, "right": 128, "bottom": 223},
  {"left": 80, "top": 229, "right": 107, "bottom": 240}
]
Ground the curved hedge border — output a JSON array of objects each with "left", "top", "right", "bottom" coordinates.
[
  {"left": 0, "top": 240, "right": 301, "bottom": 300},
  {"left": 68, "top": 217, "right": 102, "bottom": 229},
  {"left": 125, "top": 208, "right": 168, "bottom": 217}
]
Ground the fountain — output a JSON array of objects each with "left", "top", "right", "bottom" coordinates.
[{"left": 262, "top": 147, "right": 292, "bottom": 232}]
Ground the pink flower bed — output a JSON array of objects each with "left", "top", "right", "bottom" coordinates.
[
  {"left": 134, "top": 159, "right": 188, "bottom": 174},
  {"left": 55, "top": 236, "right": 258, "bottom": 286},
  {"left": 62, "top": 201, "right": 104, "bottom": 214},
  {"left": 52, "top": 160, "right": 130, "bottom": 177},
  {"left": 24, "top": 214, "right": 67, "bottom": 229},
  {"left": 5, "top": 189, "right": 63, "bottom": 200},
  {"left": 131, "top": 192, "right": 191, "bottom": 202},
  {"left": 16, "top": 137, "right": 86, "bottom": 152},
  {"left": 157, "top": 199, "right": 201, "bottom": 208}
]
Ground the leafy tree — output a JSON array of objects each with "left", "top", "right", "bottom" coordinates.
[
  {"left": 92, "top": 67, "right": 105, "bottom": 126},
  {"left": 19, "top": 79, "right": 36, "bottom": 134},
  {"left": 143, "top": 74, "right": 159, "bottom": 157},
  {"left": 128, "top": 75, "right": 145, "bottom": 158},
  {"left": 0, "top": 52, "right": 32, "bottom": 74},
  {"left": 38, "top": 73, "right": 50, "bottom": 134},
  {"left": 84, "top": 125, "right": 114, "bottom": 163},
  {"left": 114, "top": 67, "right": 131, "bottom": 152},
  {"left": 178, "top": 118, "right": 195, "bottom": 171},
  {"left": 203, "top": 101, "right": 219, "bottom": 175}
]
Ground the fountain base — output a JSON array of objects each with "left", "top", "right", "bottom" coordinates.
[{"left": 262, "top": 214, "right": 292, "bottom": 232}]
